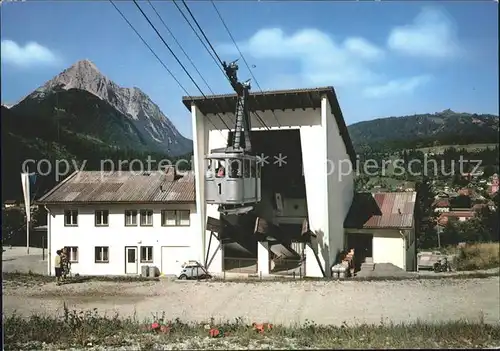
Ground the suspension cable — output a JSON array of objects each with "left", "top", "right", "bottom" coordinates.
[
  {"left": 210, "top": 0, "right": 280, "bottom": 129},
  {"left": 177, "top": 0, "right": 269, "bottom": 130},
  {"left": 147, "top": 0, "right": 235, "bottom": 130},
  {"left": 132, "top": 0, "right": 230, "bottom": 130},
  {"left": 108, "top": 0, "right": 225, "bottom": 137}
]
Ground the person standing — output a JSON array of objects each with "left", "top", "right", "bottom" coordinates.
[
  {"left": 54, "top": 250, "right": 62, "bottom": 285},
  {"left": 61, "top": 247, "right": 70, "bottom": 281}
]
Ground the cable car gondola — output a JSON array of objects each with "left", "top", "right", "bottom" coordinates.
[{"left": 205, "top": 60, "right": 261, "bottom": 216}]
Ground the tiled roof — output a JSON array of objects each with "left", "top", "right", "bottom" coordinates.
[
  {"left": 37, "top": 168, "right": 195, "bottom": 204},
  {"left": 433, "top": 198, "right": 450, "bottom": 207},
  {"left": 344, "top": 192, "right": 417, "bottom": 229},
  {"left": 437, "top": 210, "right": 476, "bottom": 226}
]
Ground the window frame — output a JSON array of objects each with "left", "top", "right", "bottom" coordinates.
[
  {"left": 176, "top": 210, "right": 190, "bottom": 226},
  {"left": 94, "top": 246, "right": 109, "bottom": 263},
  {"left": 140, "top": 209, "right": 153, "bottom": 227},
  {"left": 161, "top": 210, "right": 190, "bottom": 227},
  {"left": 94, "top": 210, "right": 109, "bottom": 227},
  {"left": 228, "top": 159, "right": 242, "bottom": 179},
  {"left": 161, "top": 210, "right": 177, "bottom": 226},
  {"left": 243, "top": 159, "right": 250, "bottom": 178},
  {"left": 64, "top": 209, "right": 78, "bottom": 227},
  {"left": 215, "top": 159, "right": 226, "bottom": 178},
  {"left": 140, "top": 246, "right": 154, "bottom": 263},
  {"left": 64, "top": 246, "right": 79, "bottom": 263},
  {"left": 124, "top": 210, "right": 138, "bottom": 227}
]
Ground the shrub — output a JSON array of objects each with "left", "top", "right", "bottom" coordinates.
[{"left": 457, "top": 242, "right": 500, "bottom": 271}]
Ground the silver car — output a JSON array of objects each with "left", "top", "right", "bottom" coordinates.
[{"left": 178, "top": 261, "right": 212, "bottom": 280}]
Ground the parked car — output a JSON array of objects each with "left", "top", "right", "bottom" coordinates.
[
  {"left": 417, "top": 251, "right": 454, "bottom": 272},
  {"left": 178, "top": 261, "right": 212, "bottom": 280}
]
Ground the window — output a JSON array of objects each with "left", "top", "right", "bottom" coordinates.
[
  {"left": 64, "top": 246, "right": 78, "bottom": 263},
  {"left": 64, "top": 210, "right": 78, "bottom": 226},
  {"left": 229, "top": 159, "right": 242, "bottom": 178},
  {"left": 140, "top": 246, "right": 153, "bottom": 263},
  {"left": 244, "top": 159, "right": 250, "bottom": 178},
  {"left": 95, "top": 210, "right": 109, "bottom": 226},
  {"left": 206, "top": 159, "right": 215, "bottom": 179},
  {"left": 125, "top": 210, "right": 138, "bottom": 226},
  {"left": 95, "top": 246, "right": 109, "bottom": 263},
  {"left": 250, "top": 160, "right": 256, "bottom": 178},
  {"left": 216, "top": 160, "right": 226, "bottom": 178},
  {"left": 140, "top": 210, "right": 153, "bottom": 226},
  {"left": 162, "top": 210, "right": 190, "bottom": 226},
  {"left": 162, "top": 210, "right": 176, "bottom": 226},
  {"left": 177, "top": 210, "right": 190, "bottom": 226}
]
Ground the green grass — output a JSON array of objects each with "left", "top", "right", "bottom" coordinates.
[
  {"left": 420, "top": 242, "right": 500, "bottom": 271},
  {"left": 3, "top": 306, "right": 500, "bottom": 350}
]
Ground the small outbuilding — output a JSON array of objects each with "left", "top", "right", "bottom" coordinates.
[{"left": 344, "top": 191, "right": 417, "bottom": 272}]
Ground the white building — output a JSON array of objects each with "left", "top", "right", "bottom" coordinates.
[
  {"left": 344, "top": 192, "right": 417, "bottom": 272},
  {"left": 38, "top": 168, "right": 199, "bottom": 276},
  {"left": 186, "top": 86, "right": 357, "bottom": 277},
  {"left": 38, "top": 86, "right": 416, "bottom": 278}
]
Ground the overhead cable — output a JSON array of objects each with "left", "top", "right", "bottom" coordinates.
[
  {"left": 132, "top": 0, "right": 230, "bottom": 130},
  {"left": 147, "top": 0, "right": 234, "bottom": 129},
  {"left": 177, "top": 0, "right": 269, "bottom": 130},
  {"left": 211, "top": 0, "right": 281, "bottom": 128},
  {"left": 108, "top": 0, "right": 225, "bottom": 136}
]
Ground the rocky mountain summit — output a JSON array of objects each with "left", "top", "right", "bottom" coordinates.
[{"left": 26, "top": 59, "right": 192, "bottom": 156}]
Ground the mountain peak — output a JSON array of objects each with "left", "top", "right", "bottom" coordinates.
[
  {"left": 70, "top": 59, "right": 100, "bottom": 73},
  {"left": 22, "top": 59, "right": 193, "bottom": 156}
]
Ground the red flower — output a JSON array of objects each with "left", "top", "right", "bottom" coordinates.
[
  {"left": 209, "top": 328, "right": 220, "bottom": 338},
  {"left": 151, "top": 322, "right": 160, "bottom": 330},
  {"left": 253, "top": 323, "right": 265, "bottom": 333}
]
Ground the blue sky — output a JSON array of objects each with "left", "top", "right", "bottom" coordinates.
[{"left": 1, "top": 1, "right": 498, "bottom": 139}]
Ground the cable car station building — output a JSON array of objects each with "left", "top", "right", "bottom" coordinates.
[{"left": 184, "top": 86, "right": 356, "bottom": 277}]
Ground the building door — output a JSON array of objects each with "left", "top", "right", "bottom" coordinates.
[
  {"left": 125, "top": 246, "right": 138, "bottom": 274},
  {"left": 161, "top": 246, "right": 190, "bottom": 275},
  {"left": 347, "top": 233, "right": 373, "bottom": 272}
]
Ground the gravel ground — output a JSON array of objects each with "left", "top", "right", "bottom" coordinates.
[
  {"left": 3, "top": 276, "right": 500, "bottom": 326},
  {"left": 2, "top": 247, "right": 47, "bottom": 275}
]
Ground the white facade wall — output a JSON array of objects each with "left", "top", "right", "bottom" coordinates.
[
  {"left": 191, "top": 97, "right": 354, "bottom": 278},
  {"left": 46, "top": 203, "right": 197, "bottom": 276}
]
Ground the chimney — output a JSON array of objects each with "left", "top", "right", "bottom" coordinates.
[{"left": 159, "top": 165, "right": 181, "bottom": 181}]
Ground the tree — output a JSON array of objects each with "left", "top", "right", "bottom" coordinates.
[
  {"left": 415, "top": 177, "right": 438, "bottom": 249},
  {"left": 2, "top": 208, "right": 25, "bottom": 245},
  {"left": 450, "top": 195, "right": 472, "bottom": 209}
]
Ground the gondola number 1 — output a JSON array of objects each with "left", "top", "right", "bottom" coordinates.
[{"left": 218, "top": 183, "right": 222, "bottom": 195}]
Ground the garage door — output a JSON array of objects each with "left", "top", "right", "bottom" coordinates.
[{"left": 161, "top": 246, "right": 191, "bottom": 275}]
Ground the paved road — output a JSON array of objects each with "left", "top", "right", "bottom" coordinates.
[{"left": 3, "top": 276, "right": 499, "bottom": 326}]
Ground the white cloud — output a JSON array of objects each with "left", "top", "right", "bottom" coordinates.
[
  {"left": 217, "top": 28, "right": 384, "bottom": 87},
  {"left": 387, "top": 7, "right": 460, "bottom": 59},
  {"left": 363, "top": 75, "right": 432, "bottom": 98},
  {"left": 344, "top": 37, "right": 385, "bottom": 60},
  {"left": 1, "top": 40, "right": 59, "bottom": 68}
]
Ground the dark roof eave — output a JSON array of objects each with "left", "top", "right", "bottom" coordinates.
[
  {"left": 345, "top": 225, "right": 414, "bottom": 230},
  {"left": 38, "top": 200, "right": 195, "bottom": 206},
  {"left": 182, "top": 86, "right": 357, "bottom": 167}
]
